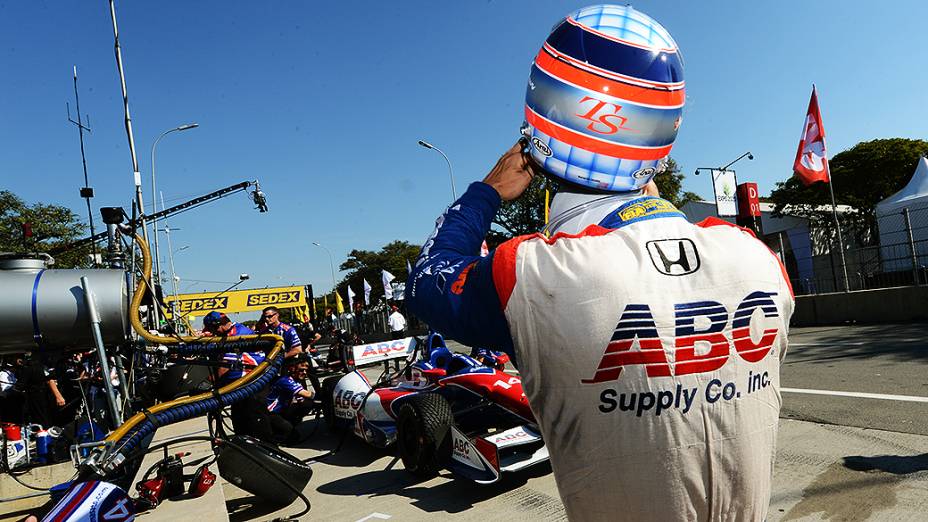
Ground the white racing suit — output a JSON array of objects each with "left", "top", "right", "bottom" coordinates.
[{"left": 407, "top": 182, "right": 794, "bottom": 521}]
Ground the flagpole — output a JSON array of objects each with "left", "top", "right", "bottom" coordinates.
[
  {"left": 815, "top": 83, "right": 848, "bottom": 293},
  {"left": 827, "top": 171, "right": 850, "bottom": 292}
]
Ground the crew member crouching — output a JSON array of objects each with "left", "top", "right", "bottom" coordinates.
[{"left": 266, "top": 354, "right": 315, "bottom": 444}]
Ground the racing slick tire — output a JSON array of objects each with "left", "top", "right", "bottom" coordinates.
[
  {"left": 396, "top": 393, "right": 452, "bottom": 478},
  {"left": 321, "top": 375, "right": 342, "bottom": 432}
]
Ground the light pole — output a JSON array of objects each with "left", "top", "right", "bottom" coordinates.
[
  {"left": 167, "top": 243, "right": 188, "bottom": 302},
  {"left": 693, "top": 151, "right": 753, "bottom": 177},
  {"left": 312, "top": 242, "right": 338, "bottom": 303},
  {"left": 417, "top": 139, "right": 457, "bottom": 201},
  {"left": 694, "top": 152, "right": 754, "bottom": 219},
  {"left": 151, "top": 123, "right": 198, "bottom": 291},
  {"left": 165, "top": 237, "right": 187, "bottom": 333}
]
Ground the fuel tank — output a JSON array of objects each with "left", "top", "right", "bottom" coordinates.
[{"left": 0, "top": 255, "right": 129, "bottom": 354}]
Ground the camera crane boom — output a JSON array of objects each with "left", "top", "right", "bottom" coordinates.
[{"left": 49, "top": 180, "right": 267, "bottom": 256}]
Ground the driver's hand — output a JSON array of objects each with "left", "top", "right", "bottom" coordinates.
[{"left": 483, "top": 141, "right": 540, "bottom": 201}]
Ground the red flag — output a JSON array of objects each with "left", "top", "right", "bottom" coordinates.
[{"left": 793, "top": 86, "right": 830, "bottom": 185}]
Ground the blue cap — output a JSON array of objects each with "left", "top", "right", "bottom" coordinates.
[{"left": 203, "top": 311, "right": 225, "bottom": 326}]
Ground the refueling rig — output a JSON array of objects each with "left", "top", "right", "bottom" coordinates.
[{"left": 0, "top": 182, "right": 313, "bottom": 521}]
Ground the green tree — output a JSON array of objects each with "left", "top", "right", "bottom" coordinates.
[
  {"left": 0, "top": 190, "right": 90, "bottom": 268},
  {"left": 337, "top": 240, "right": 421, "bottom": 305},
  {"left": 493, "top": 173, "right": 550, "bottom": 237},
  {"left": 769, "top": 138, "right": 928, "bottom": 236},
  {"left": 486, "top": 174, "right": 550, "bottom": 248},
  {"left": 653, "top": 157, "right": 700, "bottom": 209}
]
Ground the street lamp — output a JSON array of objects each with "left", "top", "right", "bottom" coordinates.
[
  {"left": 167, "top": 242, "right": 188, "bottom": 303},
  {"left": 150, "top": 122, "right": 198, "bottom": 290},
  {"left": 417, "top": 139, "right": 457, "bottom": 201},
  {"left": 692, "top": 152, "right": 754, "bottom": 219},
  {"left": 312, "top": 241, "right": 338, "bottom": 295},
  {"left": 693, "top": 151, "right": 753, "bottom": 177}
]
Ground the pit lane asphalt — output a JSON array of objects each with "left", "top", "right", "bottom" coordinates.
[
  {"left": 781, "top": 323, "right": 928, "bottom": 436},
  {"left": 221, "top": 324, "right": 928, "bottom": 521}
]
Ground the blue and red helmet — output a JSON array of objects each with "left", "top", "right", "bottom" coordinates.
[{"left": 523, "top": 5, "right": 685, "bottom": 192}]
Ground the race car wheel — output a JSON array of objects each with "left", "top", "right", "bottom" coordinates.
[
  {"left": 396, "top": 393, "right": 452, "bottom": 478},
  {"left": 321, "top": 376, "right": 342, "bottom": 432}
]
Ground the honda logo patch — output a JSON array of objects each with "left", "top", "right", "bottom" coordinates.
[{"left": 646, "top": 239, "right": 700, "bottom": 276}]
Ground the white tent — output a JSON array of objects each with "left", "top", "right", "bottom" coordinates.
[{"left": 875, "top": 157, "right": 928, "bottom": 272}]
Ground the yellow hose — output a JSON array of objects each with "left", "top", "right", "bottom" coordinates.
[{"left": 105, "top": 235, "right": 283, "bottom": 444}]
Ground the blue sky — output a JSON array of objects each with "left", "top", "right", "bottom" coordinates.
[{"left": 2, "top": 1, "right": 927, "bottom": 300}]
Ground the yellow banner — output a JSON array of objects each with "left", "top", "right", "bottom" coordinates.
[{"left": 165, "top": 285, "right": 306, "bottom": 318}]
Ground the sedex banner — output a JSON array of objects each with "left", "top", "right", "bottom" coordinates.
[{"left": 164, "top": 285, "right": 306, "bottom": 317}]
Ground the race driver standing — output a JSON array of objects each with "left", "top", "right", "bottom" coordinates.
[{"left": 406, "top": 5, "right": 794, "bottom": 521}]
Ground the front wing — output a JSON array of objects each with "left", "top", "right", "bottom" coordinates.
[{"left": 448, "top": 425, "right": 549, "bottom": 484}]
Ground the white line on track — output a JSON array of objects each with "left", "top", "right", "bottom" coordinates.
[
  {"left": 355, "top": 513, "right": 392, "bottom": 522},
  {"left": 789, "top": 338, "right": 925, "bottom": 347},
  {"left": 782, "top": 387, "right": 928, "bottom": 403},
  {"left": 788, "top": 342, "right": 869, "bottom": 347},
  {"left": 506, "top": 370, "right": 928, "bottom": 402}
]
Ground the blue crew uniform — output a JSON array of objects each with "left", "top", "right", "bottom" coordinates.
[
  {"left": 217, "top": 323, "right": 264, "bottom": 385},
  {"left": 266, "top": 376, "right": 306, "bottom": 414},
  {"left": 260, "top": 322, "right": 302, "bottom": 354}
]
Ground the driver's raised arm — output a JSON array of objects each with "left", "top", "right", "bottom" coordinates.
[{"left": 406, "top": 142, "right": 537, "bottom": 357}]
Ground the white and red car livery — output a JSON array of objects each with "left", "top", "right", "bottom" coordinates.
[{"left": 321, "top": 334, "right": 548, "bottom": 483}]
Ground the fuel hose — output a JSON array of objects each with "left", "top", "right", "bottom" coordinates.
[{"left": 100, "top": 235, "right": 285, "bottom": 469}]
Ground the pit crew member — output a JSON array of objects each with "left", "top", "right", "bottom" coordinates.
[
  {"left": 256, "top": 306, "right": 303, "bottom": 358},
  {"left": 266, "top": 355, "right": 315, "bottom": 444},
  {"left": 201, "top": 311, "right": 272, "bottom": 439}
]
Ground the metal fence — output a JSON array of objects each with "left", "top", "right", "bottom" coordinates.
[
  {"left": 332, "top": 310, "right": 389, "bottom": 336},
  {"left": 771, "top": 205, "right": 928, "bottom": 295},
  {"left": 329, "top": 306, "right": 424, "bottom": 338}
]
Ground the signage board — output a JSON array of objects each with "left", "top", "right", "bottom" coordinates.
[
  {"left": 165, "top": 285, "right": 306, "bottom": 318},
  {"left": 711, "top": 169, "right": 739, "bottom": 217},
  {"left": 737, "top": 182, "right": 761, "bottom": 218},
  {"left": 351, "top": 337, "right": 417, "bottom": 366}
]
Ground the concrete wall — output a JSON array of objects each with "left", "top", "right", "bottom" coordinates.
[{"left": 792, "top": 285, "right": 928, "bottom": 326}]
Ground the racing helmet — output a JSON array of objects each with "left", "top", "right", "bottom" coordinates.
[{"left": 523, "top": 4, "right": 685, "bottom": 192}]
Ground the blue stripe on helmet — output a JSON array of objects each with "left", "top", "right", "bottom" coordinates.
[{"left": 545, "top": 19, "right": 683, "bottom": 85}]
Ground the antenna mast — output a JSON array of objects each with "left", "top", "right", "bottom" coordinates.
[
  {"left": 67, "top": 66, "right": 99, "bottom": 266},
  {"left": 108, "top": 0, "right": 160, "bottom": 327}
]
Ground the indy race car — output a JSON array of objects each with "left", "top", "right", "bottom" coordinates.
[{"left": 320, "top": 333, "right": 548, "bottom": 483}]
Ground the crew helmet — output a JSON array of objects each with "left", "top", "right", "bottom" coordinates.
[{"left": 523, "top": 4, "right": 685, "bottom": 192}]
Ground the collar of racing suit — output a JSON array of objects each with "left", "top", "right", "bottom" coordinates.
[{"left": 545, "top": 188, "right": 645, "bottom": 235}]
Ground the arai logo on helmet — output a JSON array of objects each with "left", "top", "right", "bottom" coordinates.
[
  {"left": 633, "top": 167, "right": 656, "bottom": 179},
  {"left": 531, "top": 137, "right": 552, "bottom": 157}
]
